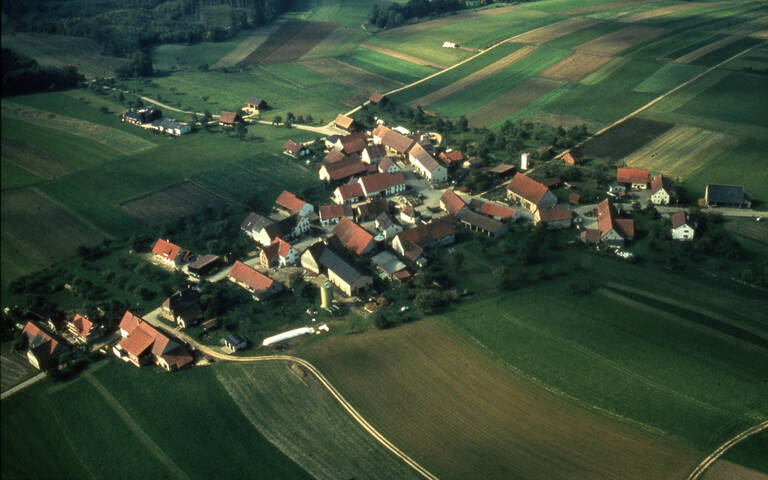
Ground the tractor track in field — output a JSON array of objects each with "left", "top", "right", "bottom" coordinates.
[
  {"left": 142, "top": 314, "right": 439, "bottom": 480},
  {"left": 686, "top": 419, "right": 768, "bottom": 480}
]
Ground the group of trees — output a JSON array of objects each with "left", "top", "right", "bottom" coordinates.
[
  {"left": 2, "top": 48, "right": 84, "bottom": 97},
  {"left": 370, "top": 0, "right": 488, "bottom": 29}
]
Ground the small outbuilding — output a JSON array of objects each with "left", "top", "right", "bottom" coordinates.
[{"left": 223, "top": 334, "right": 248, "bottom": 353}]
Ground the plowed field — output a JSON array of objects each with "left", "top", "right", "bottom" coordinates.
[
  {"left": 241, "top": 20, "right": 339, "bottom": 65},
  {"left": 119, "top": 180, "right": 230, "bottom": 226},
  {"left": 574, "top": 25, "right": 668, "bottom": 56},
  {"left": 540, "top": 52, "right": 614, "bottom": 81}
]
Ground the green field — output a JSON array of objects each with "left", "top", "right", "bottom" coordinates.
[
  {"left": 633, "top": 63, "right": 707, "bottom": 94},
  {"left": 263, "top": 62, "right": 333, "bottom": 86},
  {"left": 338, "top": 47, "right": 438, "bottom": 84},
  {"left": 0, "top": 160, "right": 44, "bottom": 190},
  {"left": 544, "top": 20, "right": 625, "bottom": 50},
  {"left": 630, "top": 30, "right": 726, "bottom": 61},
  {"left": 674, "top": 72, "right": 768, "bottom": 127}
]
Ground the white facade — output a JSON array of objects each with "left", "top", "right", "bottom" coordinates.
[
  {"left": 279, "top": 247, "right": 300, "bottom": 266},
  {"left": 672, "top": 224, "right": 695, "bottom": 241},
  {"left": 651, "top": 188, "right": 670, "bottom": 205}
]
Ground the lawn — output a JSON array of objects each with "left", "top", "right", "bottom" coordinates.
[
  {"left": 263, "top": 62, "right": 333, "bottom": 86},
  {"left": 337, "top": 47, "right": 439, "bottom": 84}
]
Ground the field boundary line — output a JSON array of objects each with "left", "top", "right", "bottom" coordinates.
[
  {"left": 142, "top": 315, "right": 440, "bottom": 480},
  {"left": 84, "top": 374, "right": 192, "bottom": 480},
  {"left": 686, "top": 419, "right": 768, "bottom": 480},
  {"left": 31, "top": 187, "right": 111, "bottom": 239},
  {"left": 554, "top": 43, "right": 762, "bottom": 161}
]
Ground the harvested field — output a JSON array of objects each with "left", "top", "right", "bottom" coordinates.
[
  {"left": 618, "top": 2, "right": 709, "bottom": 23},
  {"left": 466, "top": 77, "right": 561, "bottom": 126},
  {"left": 724, "top": 218, "right": 768, "bottom": 245},
  {"left": 360, "top": 44, "right": 447, "bottom": 69},
  {"left": 241, "top": 20, "right": 338, "bottom": 65},
  {"left": 675, "top": 35, "right": 742, "bottom": 64},
  {"left": 1, "top": 350, "right": 37, "bottom": 392},
  {"left": 119, "top": 180, "right": 230, "bottom": 226},
  {"left": 1, "top": 102, "right": 154, "bottom": 155},
  {"left": 410, "top": 46, "right": 535, "bottom": 106},
  {"left": 704, "top": 460, "right": 768, "bottom": 480},
  {"left": 298, "top": 57, "right": 401, "bottom": 93},
  {"left": 302, "top": 319, "right": 699, "bottom": 480},
  {"left": 515, "top": 17, "right": 601, "bottom": 45},
  {"left": 574, "top": 25, "right": 668, "bottom": 56},
  {"left": 1, "top": 137, "right": 75, "bottom": 179},
  {"left": 213, "top": 23, "right": 282, "bottom": 68},
  {"left": 0, "top": 33, "right": 128, "bottom": 78},
  {"left": 624, "top": 125, "right": 736, "bottom": 179},
  {"left": 540, "top": 52, "right": 614, "bottom": 81},
  {"left": 577, "top": 117, "right": 674, "bottom": 161},
  {"left": 1, "top": 188, "right": 106, "bottom": 268},
  {"left": 556, "top": 0, "right": 645, "bottom": 15}
]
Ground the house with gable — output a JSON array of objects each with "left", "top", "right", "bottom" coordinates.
[
  {"left": 245, "top": 97, "right": 267, "bottom": 113},
  {"left": 334, "top": 114, "right": 358, "bottom": 132},
  {"left": 355, "top": 197, "right": 389, "bottom": 222},
  {"left": 241, "top": 212, "right": 276, "bottom": 242},
  {"left": 362, "top": 145, "right": 386, "bottom": 164},
  {"left": 392, "top": 217, "right": 455, "bottom": 265},
  {"left": 319, "top": 204, "right": 354, "bottom": 225},
  {"left": 21, "top": 322, "right": 68, "bottom": 369},
  {"left": 228, "top": 261, "right": 283, "bottom": 300},
  {"left": 671, "top": 211, "right": 695, "bottom": 241},
  {"left": 440, "top": 189, "right": 467, "bottom": 216},
  {"left": 114, "top": 311, "right": 194, "bottom": 371},
  {"left": 594, "top": 198, "right": 635, "bottom": 245},
  {"left": 318, "top": 248, "right": 373, "bottom": 297},
  {"left": 617, "top": 168, "right": 649, "bottom": 190},
  {"left": 333, "top": 217, "right": 375, "bottom": 256},
  {"left": 275, "top": 190, "right": 314, "bottom": 218},
  {"left": 319, "top": 157, "right": 368, "bottom": 183},
  {"left": 649, "top": 174, "right": 674, "bottom": 205},
  {"left": 439, "top": 151, "right": 464, "bottom": 170},
  {"left": 369, "top": 92, "right": 387, "bottom": 105},
  {"left": 378, "top": 157, "right": 400, "bottom": 174},
  {"left": 533, "top": 205, "right": 573, "bottom": 229},
  {"left": 333, "top": 183, "right": 365, "bottom": 205},
  {"left": 359, "top": 172, "right": 406, "bottom": 198},
  {"left": 284, "top": 140, "right": 308, "bottom": 158},
  {"left": 341, "top": 132, "right": 367, "bottom": 154},
  {"left": 152, "top": 239, "right": 191, "bottom": 267},
  {"left": 479, "top": 202, "right": 519, "bottom": 222},
  {"left": 506, "top": 174, "right": 557, "bottom": 212},
  {"left": 409, "top": 143, "right": 448, "bottom": 184},
  {"left": 219, "top": 111, "right": 242, "bottom": 127},
  {"left": 272, "top": 237, "right": 300, "bottom": 266},
  {"left": 457, "top": 210, "right": 507, "bottom": 238},
  {"left": 67, "top": 314, "right": 104, "bottom": 344},
  {"left": 373, "top": 125, "right": 415, "bottom": 158},
  {"left": 375, "top": 212, "right": 403, "bottom": 239},
  {"left": 161, "top": 289, "right": 203, "bottom": 328}
]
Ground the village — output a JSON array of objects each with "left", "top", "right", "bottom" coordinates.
[{"left": 12, "top": 91, "right": 758, "bottom": 376}]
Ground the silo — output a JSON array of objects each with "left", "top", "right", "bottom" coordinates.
[{"left": 320, "top": 281, "right": 333, "bottom": 309}]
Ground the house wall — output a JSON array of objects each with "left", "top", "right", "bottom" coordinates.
[
  {"left": 601, "top": 229, "right": 624, "bottom": 246},
  {"left": 672, "top": 225, "right": 694, "bottom": 241},
  {"left": 301, "top": 252, "right": 321, "bottom": 274},
  {"left": 279, "top": 248, "right": 300, "bottom": 266},
  {"left": 651, "top": 190, "right": 670, "bottom": 205},
  {"left": 631, "top": 182, "right": 648, "bottom": 190}
]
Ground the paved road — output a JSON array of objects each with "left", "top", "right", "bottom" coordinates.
[{"left": 141, "top": 312, "right": 439, "bottom": 480}]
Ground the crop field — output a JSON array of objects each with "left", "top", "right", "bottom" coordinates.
[
  {"left": 466, "top": 77, "right": 562, "bottom": 126},
  {"left": 574, "top": 25, "right": 668, "bottom": 56},
  {"left": 1, "top": 137, "right": 76, "bottom": 180},
  {"left": 513, "top": 17, "right": 601, "bottom": 45},
  {"left": 616, "top": 2, "right": 707, "bottom": 23},
  {"left": 553, "top": 0, "right": 646, "bottom": 16},
  {"left": 337, "top": 47, "right": 438, "bottom": 84},
  {"left": 577, "top": 117, "right": 674, "bottom": 161},
  {"left": 428, "top": 47, "right": 572, "bottom": 118},
  {"left": 692, "top": 37, "right": 763, "bottom": 67},
  {"left": 704, "top": 460, "right": 768, "bottom": 480},
  {"left": 120, "top": 181, "right": 231, "bottom": 226},
  {"left": 262, "top": 62, "right": 332, "bottom": 87},
  {"left": 623, "top": 125, "right": 736, "bottom": 178},
  {"left": 543, "top": 20, "right": 626, "bottom": 50},
  {"left": 540, "top": 52, "right": 614, "bottom": 80},
  {"left": 215, "top": 363, "right": 419, "bottom": 480},
  {"left": 302, "top": 318, "right": 700, "bottom": 480},
  {"left": 241, "top": 20, "right": 339, "bottom": 65},
  {"left": 722, "top": 46, "right": 768, "bottom": 72},
  {"left": 1, "top": 188, "right": 106, "bottom": 279},
  {"left": 674, "top": 72, "right": 768, "bottom": 127},
  {"left": 633, "top": 62, "right": 707, "bottom": 94},
  {"left": 298, "top": 57, "right": 402, "bottom": 92},
  {"left": 628, "top": 30, "right": 724, "bottom": 61},
  {"left": 410, "top": 44, "right": 534, "bottom": 106},
  {"left": 0, "top": 33, "right": 128, "bottom": 77},
  {"left": 1, "top": 160, "right": 44, "bottom": 191}
]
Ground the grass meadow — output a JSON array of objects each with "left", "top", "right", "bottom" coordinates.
[{"left": 337, "top": 47, "right": 439, "bottom": 84}]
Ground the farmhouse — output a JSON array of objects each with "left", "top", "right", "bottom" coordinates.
[
  {"left": 244, "top": 97, "right": 267, "bottom": 113},
  {"left": 617, "top": 168, "right": 649, "bottom": 190},
  {"left": 362, "top": 145, "right": 387, "bottom": 164},
  {"left": 649, "top": 174, "right": 674, "bottom": 205},
  {"left": 301, "top": 241, "right": 327, "bottom": 275},
  {"left": 371, "top": 251, "right": 408, "bottom": 280},
  {"left": 369, "top": 92, "right": 387, "bottom": 104},
  {"left": 147, "top": 118, "right": 191, "bottom": 136},
  {"left": 319, "top": 158, "right": 368, "bottom": 183},
  {"left": 355, "top": 198, "right": 389, "bottom": 222},
  {"left": 375, "top": 212, "right": 403, "bottom": 239},
  {"left": 67, "top": 314, "right": 104, "bottom": 344},
  {"left": 671, "top": 211, "right": 696, "bottom": 241},
  {"left": 439, "top": 151, "right": 464, "bottom": 169},
  {"left": 284, "top": 140, "right": 308, "bottom": 157},
  {"left": 228, "top": 261, "right": 283, "bottom": 300},
  {"left": 373, "top": 126, "right": 415, "bottom": 158},
  {"left": 378, "top": 157, "right": 400, "bottom": 174},
  {"left": 533, "top": 205, "right": 573, "bottom": 229},
  {"left": 161, "top": 289, "right": 203, "bottom": 328},
  {"left": 479, "top": 202, "right": 519, "bottom": 222},
  {"left": 188, "top": 254, "right": 220, "bottom": 277},
  {"left": 334, "top": 114, "right": 358, "bottom": 132},
  {"left": 359, "top": 172, "right": 407, "bottom": 198},
  {"left": 705, "top": 184, "right": 751, "bottom": 208},
  {"left": 274, "top": 238, "right": 300, "bottom": 266},
  {"left": 223, "top": 333, "right": 248, "bottom": 353},
  {"left": 122, "top": 107, "right": 160, "bottom": 126},
  {"left": 596, "top": 198, "right": 635, "bottom": 245},
  {"left": 399, "top": 205, "right": 420, "bottom": 225},
  {"left": 333, "top": 183, "right": 365, "bottom": 205},
  {"left": 506, "top": 174, "right": 557, "bottom": 212},
  {"left": 114, "top": 311, "right": 193, "bottom": 371},
  {"left": 392, "top": 217, "right": 456, "bottom": 263},
  {"left": 319, "top": 204, "right": 354, "bottom": 225},
  {"left": 341, "top": 132, "right": 367, "bottom": 154},
  {"left": 218, "top": 111, "right": 242, "bottom": 127},
  {"left": 440, "top": 189, "right": 467, "bottom": 216},
  {"left": 333, "top": 217, "right": 375, "bottom": 256},
  {"left": 275, "top": 190, "right": 314, "bottom": 217},
  {"left": 152, "top": 239, "right": 191, "bottom": 267},
  {"left": 319, "top": 248, "right": 373, "bottom": 297},
  {"left": 409, "top": 143, "right": 448, "bottom": 184},
  {"left": 457, "top": 210, "right": 507, "bottom": 238},
  {"left": 21, "top": 322, "right": 68, "bottom": 369}
]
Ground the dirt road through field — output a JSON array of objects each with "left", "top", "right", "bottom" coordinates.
[{"left": 687, "top": 419, "right": 768, "bottom": 480}]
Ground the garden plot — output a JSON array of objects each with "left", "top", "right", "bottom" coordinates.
[{"left": 119, "top": 180, "right": 230, "bottom": 226}]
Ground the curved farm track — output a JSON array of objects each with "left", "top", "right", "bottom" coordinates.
[{"left": 688, "top": 419, "right": 768, "bottom": 480}]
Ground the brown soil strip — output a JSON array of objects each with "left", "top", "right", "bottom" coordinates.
[
  {"left": 2, "top": 137, "right": 76, "bottom": 179},
  {"left": 466, "top": 77, "right": 560, "bottom": 126},
  {"left": 674, "top": 35, "right": 742, "bottom": 64},
  {"left": 540, "top": 52, "right": 614, "bottom": 81},
  {"left": 556, "top": 0, "right": 646, "bottom": 15},
  {"left": 360, "top": 44, "right": 447, "bottom": 69},
  {"left": 241, "top": 20, "right": 339, "bottom": 65},
  {"left": 515, "top": 17, "right": 601, "bottom": 45},
  {"left": 618, "top": 2, "right": 710, "bottom": 23},
  {"left": 574, "top": 25, "right": 668, "bottom": 56},
  {"left": 298, "top": 57, "right": 402, "bottom": 92},
  {"left": 213, "top": 23, "right": 282, "bottom": 68},
  {"left": 410, "top": 46, "right": 536, "bottom": 106}
]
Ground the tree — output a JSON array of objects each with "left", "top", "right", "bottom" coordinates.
[
  {"left": 413, "top": 289, "right": 441, "bottom": 314},
  {"left": 273, "top": 115, "right": 282, "bottom": 126},
  {"left": 372, "top": 311, "right": 392, "bottom": 329}
]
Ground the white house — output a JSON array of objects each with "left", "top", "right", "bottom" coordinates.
[
  {"left": 378, "top": 157, "right": 400, "bottom": 174},
  {"left": 650, "top": 174, "right": 673, "bottom": 205},
  {"left": 359, "top": 172, "right": 406, "bottom": 198},
  {"left": 409, "top": 143, "right": 447, "bottom": 184},
  {"left": 671, "top": 211, "right": 695, "bottom": 241}
]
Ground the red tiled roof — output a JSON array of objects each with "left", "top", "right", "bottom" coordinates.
[
  {"left": 359, "top": 172, "right": 405, "bottom": 195},
  {"left": 439, "top": 151, "right": 464, "bottom": 164},
  {"left": 319, "top": 204, "right": 352, "bottom": 221},
  {"left": 341, "top": 132, "right": 367, "bottom": 154},
  {"left": 381, "top": 128, "right": 415, "bottom": 154},
  {"left": 409, "top": 143, "right": 441, "bottom": 172},
  {"left": 440, "top": 189, "right": 466, "bottom": 216},
  {"left": 402, "top": 241, "right": 424, "bottom": 262},
  {"left": 393, "top": 269, "right": 411, "bottom": 281},
  {"left": 378, "top": 157, "right": 395, "bottom": 172},
  {"left": 506, "top": 174, "right": 550, "bottom": 205},
  {"left": 537, "top": 205, "right": 571, "bottom": 222},
  {"left": 119, "top": 311, "right": 143, "bottom": 333},
  {"left": 335, "top": 114, "right": 356, "bottom": 129},
  {"left": 650, "top": 174, "right": 667, "bottom": 194},
  {"left": 152, "top": 239, "right": 183, "bottom": 261},
  {"left": 363, "top": 144, "right": 386, "bottom": 160},
  {"left": 275, "top": 190, "right": 306, "bottom": 214},
  {"left": 22, "top": 322, "right": 64, "bottom": 361},
  {"left": 274, "top": 237, "right": 293, "bottom": 257},
  {"left": 617, "top": 167, "right": 649, "bottom": 184},
  {"left": 119, "top": 326, "right": 155, "bottom": 357},
  {"left": 581, "top": 229, "right": 601, "bottom": 243},
  {"left": 219, "top": 111, "right": 239, "bottom": 124},
  {"left": 284, "top": 140, "right": 304, "bottom": 154},
  {"left": 228, "top": 261, "right": 275, "bottom": 292},
  {"left": 568, "top": 192, "right": 581, "bottom": 204},
  {"left": 597, "top": 198, "right": 615, "bottom": 237},
  {"left": 324, "top": 150, "right": 346, "bottom": 164},
  {"left": 261, "top": 242, "right": 279, "bottom": 263},
  {"left": 327, "top": 161, "right": 368, "bottom": 181},
  {"left": 480, "top": 202, "right": 517, "bottom": 220},
  {"left": 336, "top": 183, "right": 364, "bottom": 201},
  {"left": 396, "top": 217, "right": 455, "bottom": 247},
  {"left": 333, "top": 217, "right": 374, "bottom": 255},
  {"left": 671, "top": 210, "right": 688, "bottom": 228},
  {"left": 369, "top": 92, "right": 385, "bottom": 103},
  {"left": 489, "top": 163, "right": 515, "bottom": 174},
  {"left": 71, "top": 314, "right": 94, "bottom": 338}
]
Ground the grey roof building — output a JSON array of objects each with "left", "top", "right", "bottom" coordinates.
[{"left": 705, "top": 184, "right": 751, "bottom": 208}]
